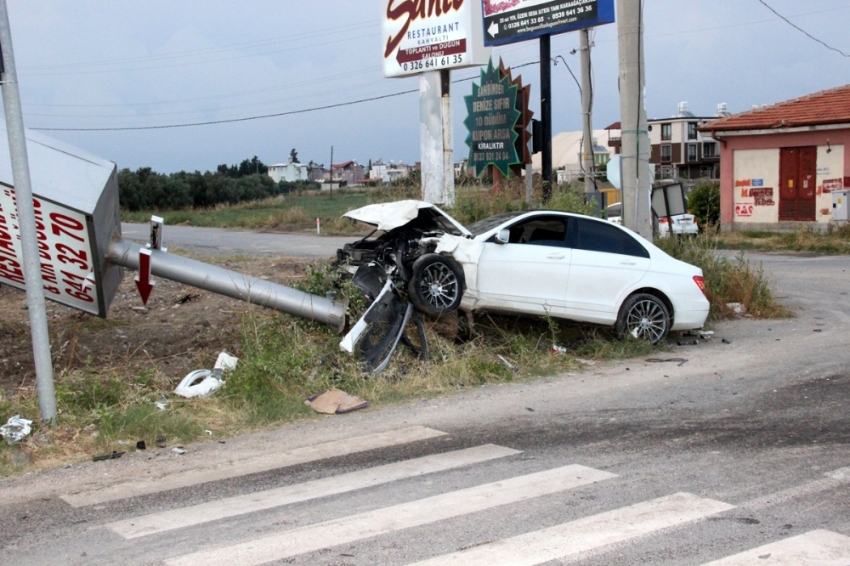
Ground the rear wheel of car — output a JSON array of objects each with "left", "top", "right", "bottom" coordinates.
[
  {"left": 408, "top": 254, "right": 464, "bottom": 317},
  {"left": 616, "top": 293, "right": 670, "bottom": 344}
]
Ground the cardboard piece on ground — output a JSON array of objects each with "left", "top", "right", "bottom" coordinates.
[{"left": 305, "top": 389, "right": 369, "bottom": 414}]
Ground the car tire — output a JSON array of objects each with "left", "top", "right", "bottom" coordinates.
[
  {"left": 408, "top": 254, "right": 465, "bottom": 317},
  {"left": 616, "top": 293, "right": 670, "bottom": 344}
]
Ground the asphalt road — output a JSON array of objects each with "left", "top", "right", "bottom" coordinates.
[
  {"left": 120, "top": 222, "right": 352, "bottom": 258},
  {"left": 1, "top": 227, "right": 849, "bottom": 565}
]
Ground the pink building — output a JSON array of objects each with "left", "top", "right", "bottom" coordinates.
[{"left": 700, "top": 85, "right": 850, "bottom": 231}]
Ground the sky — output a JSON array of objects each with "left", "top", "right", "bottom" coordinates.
[{"left": 4, "top": 0, "right": 850, "bottom": 174}]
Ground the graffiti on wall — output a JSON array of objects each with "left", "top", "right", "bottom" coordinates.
[
  {"left": 734, "top": 203, "right": 754, "bottom": 217},
  {"left": 821, "top": 178, "right": 842, "bottom": 194},
  {"left": 750, "top": 187, "right": 775, "bottom": 206}
]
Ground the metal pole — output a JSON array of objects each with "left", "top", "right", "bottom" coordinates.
[
  {"left": 329, "top": 145, "right": 333, "bottom": 196},
  {"left": 107, "top": 239, "right": 347, "bottom": 333},
  {"left": 440, "top": 69, "right": 455, "bottom": 207},
  {"left": 616, "top": 0, "right": 652, "bottom": 239},
  {"left": 540, "top": 35, "right": 552, "bottom": 203},
  {"left": 0, "top": 0, "right": 56, "bottom": 423},
  {"left": 580, "top": 29, "right": 595, "bottom": 195}
]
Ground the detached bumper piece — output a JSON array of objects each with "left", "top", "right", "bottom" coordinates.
[{"left": 340, "top": 276, "right": 430, "bottom": 374}]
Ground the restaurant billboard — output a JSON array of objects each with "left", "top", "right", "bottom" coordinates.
[{"left": 482, "top": 0, "right": 615, "bottom": 46}]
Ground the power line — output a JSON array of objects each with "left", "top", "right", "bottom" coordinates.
[
  {"left": 757, "top": 0, "right": 850, "bottom": 57},
  {"left": 19, "top": 19, "right": 380, "bottom": 71},
  {"left": 29, "top": 61, "right": 540, "bottom": 132},
  {"left": 20, "top": 32, "right": 377, "bottom": 77}
]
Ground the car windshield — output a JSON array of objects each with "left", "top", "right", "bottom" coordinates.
[{"left": 466, "top": 211, "right": 528, "bottom": 236}]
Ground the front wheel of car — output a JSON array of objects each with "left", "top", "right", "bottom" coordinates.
[
  {"left": 616, "top": 293, "right": 670, "bottom": 344},
  {"left": 408, "top": 254, "right": 465, "bottom": 317}
]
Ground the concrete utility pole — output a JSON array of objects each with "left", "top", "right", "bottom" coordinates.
[
  {"left": 580, "top": 29, "right": 595, "bottom": 195},
  {"left": 420, "top": 70, "right": 455, "bottom": 206},
  {"left": 616, "top": 0, "right": 652, "bottom": 239},
  {"left": 0, "top": 0, "right": 57, "bottom": 422}
]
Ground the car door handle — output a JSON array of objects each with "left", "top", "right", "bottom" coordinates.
[
  {"left": 620, "top": 260, "right": 637, "bottom": 266},
  {"left": 547, "top": 254, "right": 565, "bottom": 260}
]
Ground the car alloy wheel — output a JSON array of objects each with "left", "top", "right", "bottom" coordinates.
[
  {"left": 617, "top": 293, "right": 670, "bottom": 344},
  {"left": 408, "top": 254, "right": 464, "bottom": 317}
]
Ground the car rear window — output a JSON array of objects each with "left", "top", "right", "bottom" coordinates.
[{"left": 571, "top": 218, "right": 649, "bottom": 258}]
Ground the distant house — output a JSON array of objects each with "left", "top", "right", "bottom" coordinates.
[
  {"left": 531, "top": 129, "right": 614, "bottom": 182},
  {"left": 369, "top": 159, "right": 411, "bottom": 183},
  {"left": 647, "top": 102, "right": 724, "bottom": 182},
  {"left": 330, "top": 160, "right": 365, "bottom": 185},
  {"left": 700, "top": 85, "right": 850, "bottom": 232},
  {"left": 267, "top": 161, "right": 309, "bottom": 183}
]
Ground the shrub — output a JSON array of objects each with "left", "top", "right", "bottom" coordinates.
[{"left": 688, "top": 182, "right": 720, "bottom": 227}]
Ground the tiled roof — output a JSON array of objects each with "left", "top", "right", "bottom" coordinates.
[{"left": 700, "top": 84, "right": 850, "bottom": 133}]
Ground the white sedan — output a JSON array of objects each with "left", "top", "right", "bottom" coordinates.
[{"left": 339, "top": 200, "right": 709, "bottom": 343}]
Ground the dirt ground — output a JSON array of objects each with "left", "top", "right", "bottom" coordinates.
[{"left": 0, "top": 256, "right": 314, "bottom": 396}]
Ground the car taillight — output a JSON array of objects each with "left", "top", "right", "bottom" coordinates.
[
  {"left": 693, "top": 275, "right": 706, "bottom": 295},
  {"left": 658, "top": 217, "right": 669, "bottom": 224}
]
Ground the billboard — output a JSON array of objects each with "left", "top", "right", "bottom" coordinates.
[
  {"left": 482, "top": 0, "right": 615, "bottom": 46},
  {"left": 0, "top": 129, "right": 123, "bottom": 317},
  {"left": 382, "top": 0, "right": 491, "bottom": 78}
]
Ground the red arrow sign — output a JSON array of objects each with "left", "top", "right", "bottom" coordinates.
[{"left": 134, "top": 247, "right": 155, "bottom": 305}]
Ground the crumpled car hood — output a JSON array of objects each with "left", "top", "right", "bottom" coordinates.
[{"left": 343, "top": 199, "right": 472, "bottom": 237}]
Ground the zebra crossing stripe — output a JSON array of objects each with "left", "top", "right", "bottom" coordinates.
[
  {"left": 700, "top": 530, "right": 850, "bottom": 565},
  {"left": 164, "top": 464, "right": 618, "bottom": 566},
  {"left": 108, "top": 444, "right": 522, "bottom": 539},
  {"left": 405, "top": 492, "right": 734, "bottom": 565},
  {"left": 62, "top": 425, "right": 446, "bottom": 507}
]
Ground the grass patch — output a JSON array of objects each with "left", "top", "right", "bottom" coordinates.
[
  {"left": 711, "top": 224, "right": 850, "bottom": 254},
  {"left": 120, "top": 180, "right": 601, "bottom": 235},
  {"left": 122, "top": 192, "right": 373, "bottom": 234},
  {"left": 654, "top": 234, "right": 788, "bottom": 319}
]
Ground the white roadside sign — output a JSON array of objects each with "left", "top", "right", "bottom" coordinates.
[
  {"left": 382, "top": 0, "right": 490, "bottom": 78},
  {"left": 0, "top": 128, "right": 123, "bottom": 317},
  {"left": 0, "top": 187, "right": 98, "bottom": 313}
]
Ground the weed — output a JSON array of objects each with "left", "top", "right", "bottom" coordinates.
[{"left": 654, "top": 235, "right": 787, "bottom": 319}]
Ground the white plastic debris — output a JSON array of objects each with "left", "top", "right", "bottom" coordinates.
[
  {"left": 174, "top": 369, "right": 224, "bottom": 398},
  {"left": 1, "top": 415, "right": 33, "bottom": 444},
  {"left": 726, "top": 302, "right": 746, "bottom": 315},
  {"left": 214, "top": 351, "right": 238, "bottom": 371},
  {"left": 174, "top": 351, "right": 238, "bottom": 398}
]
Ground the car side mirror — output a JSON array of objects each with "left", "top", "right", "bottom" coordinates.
[{"left": 495, "top": 228, "right": 510, "bottom": 245}]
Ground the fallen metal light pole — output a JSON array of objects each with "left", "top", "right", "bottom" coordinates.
[{"left": 107, "top": 237, "right": 346, "bottom": 333}]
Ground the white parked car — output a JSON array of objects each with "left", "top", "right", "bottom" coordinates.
[
  {"left": 337, "top": 200, "right": 709, "bottom": 345},
  {"left": 606, "top": 202, "right": 699, "bottom": 237}
]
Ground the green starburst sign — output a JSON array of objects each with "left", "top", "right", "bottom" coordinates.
[{"left": 464, "top": 58, "right": 521, "bottom": 177}]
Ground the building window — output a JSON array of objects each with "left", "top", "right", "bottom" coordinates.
[
  {"left": 661, "top": 144, "right": 672, "bottom": 163},
  {"left": 687, "top": 122, "right": 697, "bottom": 140},
  {"left": 687, "top": 143, "right": 698, "bottom": 162},
  {"left": 703, "top": 142, "right": 717, "bottom": 158},
  {"left": 661, "top": 123, "right": 672, "bottom": 141}
]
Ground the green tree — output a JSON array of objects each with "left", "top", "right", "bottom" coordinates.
[
  {"left": 688, "top": 182, "right": 720, "bottom": 228},
  {"left": 289, "top": 148, "right": 299, "bottom": 163}
]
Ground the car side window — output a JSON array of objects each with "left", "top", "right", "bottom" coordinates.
[
  {"left": 505, "top": 217, "right": 568, "bottom": 247},
  {"left": 571, "top": 218, "right": 649, "bottom": 258}
]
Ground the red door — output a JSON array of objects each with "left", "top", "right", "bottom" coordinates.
[{"left": 779, "top": 147, "right": 816, "bottom": 221}]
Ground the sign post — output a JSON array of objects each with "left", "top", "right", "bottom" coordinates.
[
  {"left": 0, "top": 0, "right": 57, "bottom": 422},
  {"left": 382, "top": 0, "right": 490, "bottom": 206},
  {"left": 481, "top": 0, "right": 616, "bottom": 202}
]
